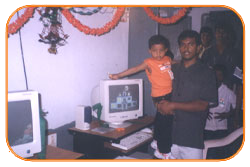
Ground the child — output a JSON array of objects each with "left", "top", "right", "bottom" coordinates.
[{"left": 109, "top": 35, "right": 174, "bottom": 159}]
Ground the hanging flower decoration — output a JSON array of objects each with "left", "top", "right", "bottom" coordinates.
[
  {"left": 38, "top": 7, "right": 69, "bottom": 54},
  {"left": 61, "top": 7, "right": 125, "bottom": 36},
  {"left": 8, "top": 7, "right": 36, "bottom": 35},
  {"left": 69, "top": 7, "right": 102, "bottom": 15},
  {"left": 144, "top": 7, "right": 190, "bottom": 24}
]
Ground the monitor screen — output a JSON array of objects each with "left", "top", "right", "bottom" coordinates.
[
  {"left": 109, "top": 84, "right": 139, "bottom": 113},
  {"left": 8, "top": 100, "right": 33, "bottom": 147}
]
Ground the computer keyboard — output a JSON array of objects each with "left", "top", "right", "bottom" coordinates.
[{"left": 111, "top": 131, "right": 152, "bottom": 150}]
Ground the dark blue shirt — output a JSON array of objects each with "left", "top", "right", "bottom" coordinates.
[
  {"left": 202, "top": 45, "right": 242, "bottom": 88},
  {"left": 171, "top": 60, "right": 218, "bottom": 149}
]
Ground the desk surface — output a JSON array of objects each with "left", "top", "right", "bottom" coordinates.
[
  {"left": 46, "top": 145, "right": 84, "bottom": 159},
  {"left": 69, "top": 116, "right": 154, "bottom": 141}
]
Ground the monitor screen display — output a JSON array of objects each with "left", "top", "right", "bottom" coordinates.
[
  {"left": 8, "top": 100, "right": 33, "bottom": 147},
  {"left": 91, "top": 79, "right": 143, "bottom": 125},
  {"left": 109, "top": 84, "right": 139, "bottom": 113}
]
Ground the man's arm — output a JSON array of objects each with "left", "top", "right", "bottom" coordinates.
[{"left": 157, "top": 100, "right": 209, "bottom": 115}]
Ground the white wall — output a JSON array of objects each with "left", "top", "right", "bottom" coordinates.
[
  {"left": 188, "top": 7, "right": 230, "bottom": 31},
  {"left": 8, "top": 8, "right": 129, "bottom": 129},
  {"left": 8, "top": 7, "right": 233, "bottom": 129}
]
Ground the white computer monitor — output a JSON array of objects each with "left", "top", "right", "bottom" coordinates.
[
  {"left": 91, "top": 79, "right": 143, "bottom": 128},
  {"left": 7, "top": 91, "right": 41, "bottom": 158}
]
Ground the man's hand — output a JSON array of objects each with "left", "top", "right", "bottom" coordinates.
[
  {"left": 207, "top": 111, "right": 213, "bottom": 120},
  {"left": 157, "top": 100, "right": 208, "bottom": 114},
  {"left": 214, "top": 112, "right": 230, "bottom": 121},
  {"left": 157, "top": 100, "right": 174, "bottom": 115}
]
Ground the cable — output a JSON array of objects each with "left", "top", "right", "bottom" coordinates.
[{"left": 17, "top": 11, "right": 29, "bottom": 90}]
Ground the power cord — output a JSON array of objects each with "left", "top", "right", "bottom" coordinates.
[{"left": 17, "top": 11, "right": 29, "bottom": 90}]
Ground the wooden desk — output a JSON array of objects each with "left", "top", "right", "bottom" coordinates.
[
  {"left": 30, "top": 145, "right": 84, "bottom": 159},
  {"left": 68, "top": 116, "right": 154, "bottom": 159},
  {"left": 46, "top": 145, "right": 84, "bottom": 159}
]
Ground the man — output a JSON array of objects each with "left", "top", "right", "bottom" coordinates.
[
  {"left": 157, "top": 30, "right": 218, "bottom": 159},
  {"left": 204, "top": 64, "right": 236, "bottom": 159},
  {"left": 198, "top": 26, "right": 213, "bottom": 59},
  {"left": 202, "top": 23, "right": 242, "bottom": 89}
]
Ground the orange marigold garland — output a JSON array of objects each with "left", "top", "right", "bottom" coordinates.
[
  {"left": 144, "top": 7, "right": 190, "bottom": 24},
  {"left": 8, "top": 7, "right": 36, "bottom": 35},
  {"left": 61, "top": 7, "right": 126, "bottom": 36}
]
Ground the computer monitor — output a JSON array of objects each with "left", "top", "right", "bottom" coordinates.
[
  {"left": 7, "top": 91, "right": 41, "bottom": 158},
  {"left": 91, "top": 79, "right": 143, "bottom": 128}
]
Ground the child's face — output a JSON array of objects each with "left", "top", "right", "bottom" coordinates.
[{"left": 149, "top": 44, "right": 168, "bottom": 61}]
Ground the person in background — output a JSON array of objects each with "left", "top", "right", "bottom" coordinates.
[
  {"left": 109, "top": 35, "right": 174, "bottom": 159},
  {"left": 157, "top": 30, "right": 218, "bottom": 159},
  {"left": 198, "top": 26, "right": 213, "bottom": 59},
  {"left": 201, "top": 23, "right": 241, "bottom": 89},
  {"left": 201, "top": 22, "right": 243, "bottom": 131},
  {"left": 204, "top": 64, "right": 236, "bottom": 159}
]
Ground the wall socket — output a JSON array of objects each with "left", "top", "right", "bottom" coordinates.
[{"left": 47, "top": 133, "right": 57, "bottom": 147}]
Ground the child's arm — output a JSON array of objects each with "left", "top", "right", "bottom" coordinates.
[{"left": 109, "top": 62, "right": 147, "bottom": 79}]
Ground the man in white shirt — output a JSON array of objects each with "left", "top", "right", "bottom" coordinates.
[{"left": 204, "top": 64, "right": 236, "bottom": 159}]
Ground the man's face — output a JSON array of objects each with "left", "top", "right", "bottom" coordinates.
[
  {"left": 215, "top": 70, "right": 224, "bottom": 87},
  {"left": 201, "top": 32, "right": 212, "bottom": 47},
  {"left": 179, "top": 37, "right": 198, "bottom": 61},
  {"left": 215, "top": 28, "right": 227, "bottom": 42}
]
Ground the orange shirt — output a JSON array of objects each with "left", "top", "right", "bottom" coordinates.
[{"left": 144, "top": 56, "right": 173, "bottom": 97}]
